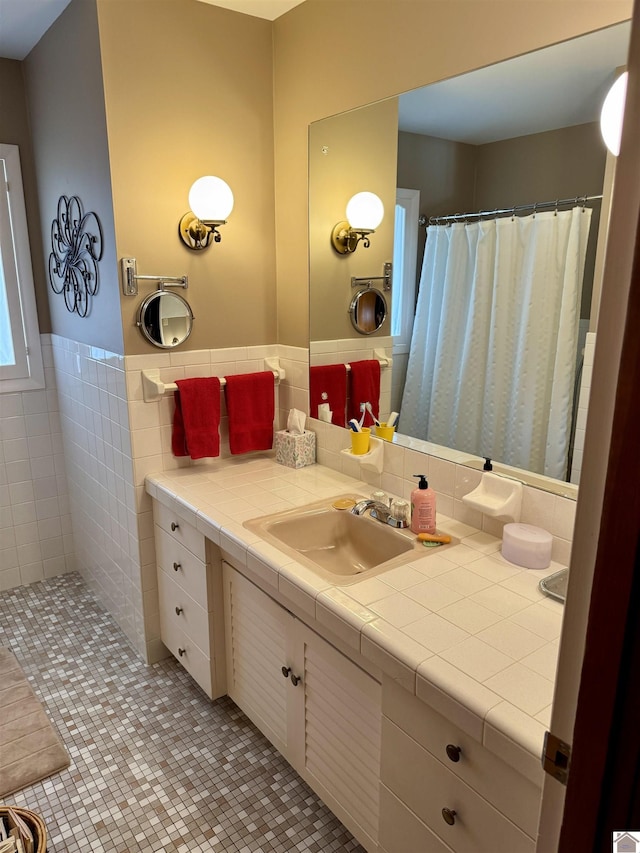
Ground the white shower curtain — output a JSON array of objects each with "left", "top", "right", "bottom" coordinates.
[{"left": 400, "top": 207, "right": 592, "bottom": 479}]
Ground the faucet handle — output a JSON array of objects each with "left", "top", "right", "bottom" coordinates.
[{"left": 390, "top": 499, "right": 410, "bottom": 526}]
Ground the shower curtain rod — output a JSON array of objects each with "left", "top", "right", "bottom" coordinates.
[{"left": 419, "top": 193, "right": 603, "bottom": 226}]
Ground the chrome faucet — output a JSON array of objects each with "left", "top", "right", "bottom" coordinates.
[{"left": 350, "top": 499, "right": 408, "bottom": 529}]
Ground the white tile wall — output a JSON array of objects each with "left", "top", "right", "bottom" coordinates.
[
  {"left": 51, "top": 334, "right": 148, "bottom": 658},
  {"left": 0, "top": 335, "right": 73, "bottom": 591}
]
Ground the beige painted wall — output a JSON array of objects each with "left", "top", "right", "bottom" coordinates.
[
  {"left": 24, "top": 0, "right": 123, "bottom": 355},
  {"left": 273, "top": 0, "right": 632, "bottom": 347},
  {"left": 397, "top": 131, "right": 477, "bottom": 218},
  {"left": 96, "top": 0, "right": 277, "bottom": 354},
  {"left": 475, "top": 122, "right": 606, "bottom": 209},
  {"left": 0, "top": 60, "right": 50, "bottom": 334},
  {"left": 309, "top": 98, "right": 398, "bottom": 341}
]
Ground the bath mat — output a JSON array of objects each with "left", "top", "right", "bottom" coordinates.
[{"left": 0, "top": 648, "right": 70, "bottom": 798}]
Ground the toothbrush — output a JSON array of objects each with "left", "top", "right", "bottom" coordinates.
[
  {"left": 388, "top": 411, "right": 399, "bottom": 428},
  {"left": 365, "top": 402, "right": 381, "bottom": 427},
  {"left": 358, "top": 403, "right": 366, "bottom": 429},
  {"left": 348, "top": 418, "right": 362, "bottom": 432}
]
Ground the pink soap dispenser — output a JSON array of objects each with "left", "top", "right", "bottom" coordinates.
[{"left": 410, "top": 474, "right": 436, "bottom": 535}]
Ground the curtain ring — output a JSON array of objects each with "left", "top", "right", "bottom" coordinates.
[
  {"left": 554, "top": 199, "right": 559, "bottom": 216},
  {"left": 511, "top": 206, "right": 516, "bottom": 221},
  {"left": 533, "top": 203, "right": 537, "bottom": 218}
]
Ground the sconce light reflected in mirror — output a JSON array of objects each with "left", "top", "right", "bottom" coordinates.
[
  {"left": 600, "top": 71, "right": 627, "bottom": 156},
  {"left": 178, "top": 175, "right": 234, "bottom": 250},
  {"left": 331, "top": 191, "right": 384, "bottom": 254}
]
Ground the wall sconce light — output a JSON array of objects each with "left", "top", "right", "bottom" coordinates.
[
  {"left": 600, "top": 71, "right": 628, "bottom": 156},
  {"left": 331, "top": 191, "right": 384, "bottom": 254},
  {"left": 178, "top": 175, "right": 234, "bottom": 250}
]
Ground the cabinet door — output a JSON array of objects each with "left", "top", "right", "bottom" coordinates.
[
  {"left": 295, "top": 620, "right": 381, "bottom": 852},
  {"left": 222, "top": 562, "right": 298, "bottom": 762}
]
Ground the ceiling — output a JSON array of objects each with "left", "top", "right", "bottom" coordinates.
[
  {"left": 0, "top": 0, "right": 306, "bottom": 60},
  {"left": 0, "top": 0, "right": 74, "bottom": 60},
  {"left": 398, "top": 21, "right": 631, "bottom": 144},
  {"left": 196, "top": 0, "right": 305, "bottom": 20},
  {"left": 0, "top": 3, "right": 629, "bottom": 145}
]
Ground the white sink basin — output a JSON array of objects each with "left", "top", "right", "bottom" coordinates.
[{"left": 244, "top": 495, "right": 455, "bottom": 584}]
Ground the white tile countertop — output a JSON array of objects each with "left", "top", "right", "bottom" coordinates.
[{"left": 145, "top": 454, "right": 566, "bottom": 785}]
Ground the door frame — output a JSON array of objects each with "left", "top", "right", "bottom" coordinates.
[{"left": 537, "top": 7, "right": 640, "bottom": 848}]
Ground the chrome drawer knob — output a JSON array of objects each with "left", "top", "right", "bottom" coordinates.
[
  {"left": 173, "top": 562, "right": 181, "bottom": 571},
  {"left": 446, "top": 744, "right": 462, "bottom": 762},
  {"left": 442, "top": 808, "right": 457, "bottom": 826},
  {"left": 175, "top": 606, "right": 183, "bottom": 615},
  {"left": 171, "top": 521, "right": 180, "bottom": 531},
  {"left": 178, "top": 647, "right": 186, "bottom": 657}
]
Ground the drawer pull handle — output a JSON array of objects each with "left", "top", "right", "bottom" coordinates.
[
  {"left": 281, "top": 666, "right": 291, "bottom": 679},
  {"left": 173, "top": 562, "right": 181, "bottom": 572},
  {"left": 178, "top": 647, "right": 186, "bottom": 657},
  {"left": 171, "top": 522, "right": 180, "bottom": 531},
  {"left": 175, "top": 606, "right": 183, "bottom": 615},
  {"left": 442, "top": 808, "right": 457, "bottom": 826},
  {"left": 446, "top": 744, "right": 462, "bottom": 762}
]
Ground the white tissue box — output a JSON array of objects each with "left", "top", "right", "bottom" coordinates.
[{"left": 275, "top": 429, "right": 316, "bottom": 469}]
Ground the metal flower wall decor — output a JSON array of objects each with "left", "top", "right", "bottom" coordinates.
[{"left": 48, "top": 195, "right": 103, "bottom": 317}]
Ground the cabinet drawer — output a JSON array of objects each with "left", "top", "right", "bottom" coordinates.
[
  {"left": 382, "top": 679, "right": 540, "bottom": 836},
  {"left": 154, "top": 501, "right": 206, "bottom": 561},
  {"left": 381, "top": 719, "right": 534, "bottom": 853},
  {"left": 160, "top": 612, "right": 213, "bottom": 698},
  {"left": 379, "top": 784, "right": 454, "bottom": 853},
  {"left": 158, "top": 567, "right": 210, "bottom": 655},
  {"left": 155, "top": 526, "right": 211, "bottom": 607}
]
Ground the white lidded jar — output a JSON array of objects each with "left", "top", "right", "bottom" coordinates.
[{"left": 410, "top": 474, "right": 436, "bottom": 535}]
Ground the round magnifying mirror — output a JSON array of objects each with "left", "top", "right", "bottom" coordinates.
[
  {"left": 349, "top": 287, "right": 387, "bottom": 335},
  {"left": 137, "top": 291, "right": 194, "bottom": 348}
]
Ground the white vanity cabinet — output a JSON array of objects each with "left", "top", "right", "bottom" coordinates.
[
  {"left": 153, "top": 501, "right": 226, "bottom": 700},
  {"left": 222, "top": 562, "right": 381, "bottom": 852},
  {"left": 379, "top": 679, "right": 542, "bottom": 853}
]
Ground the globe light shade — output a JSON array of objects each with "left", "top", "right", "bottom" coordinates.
[
  {"left": 346, "top": 192, "right": 384, "bottom": 231},
  {"left": 188, "top": 176, "right": 234, "bottom": 222},
  {"left": 600, "top": 72, "right": 628, "bottom": 157}
]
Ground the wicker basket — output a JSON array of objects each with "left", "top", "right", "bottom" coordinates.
[{"left": 0, "top": 806, "right": 47, "bottom": 853}]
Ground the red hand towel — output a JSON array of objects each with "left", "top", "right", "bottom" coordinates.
[
  {"left": 172, "top": 377, "right": 221, "bottom": 459},
  {"left": 348, "top": 359, "right": 381, "bottom": 426},
  {"left": 309, "top": 364, "right": 347, "bottom": 427},
  {"left": 224, "top": 372, "right": 275, "bottom": 455}
]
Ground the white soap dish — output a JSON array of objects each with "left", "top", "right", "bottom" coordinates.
[{"left": 462, "top": 472, "right": 523, "bottom": 521}]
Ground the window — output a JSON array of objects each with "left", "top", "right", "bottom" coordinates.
[
  {"left": 0, "top": 143, "right": 44, "bottom": 392},
  {"left": 391, "top": 188, "right": 420, "bottom": 354}
]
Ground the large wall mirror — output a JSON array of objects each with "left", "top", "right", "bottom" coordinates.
[{"left": 308, "top": 21, "right": 630, "bottom": 496}]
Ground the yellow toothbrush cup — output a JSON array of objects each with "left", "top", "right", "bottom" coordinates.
[
  {"left": 350, "top": 427, "right": 371, "bottom": 455},
  {"left": 374, "top": 423, "right": 395, "bottom": 441}
]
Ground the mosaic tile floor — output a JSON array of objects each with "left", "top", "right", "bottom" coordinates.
[{"left": 0, "top": 574, "right": 365, "bottom": 853}]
